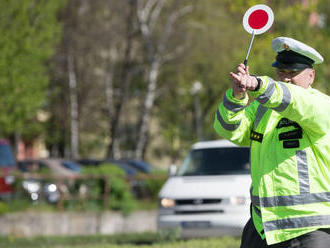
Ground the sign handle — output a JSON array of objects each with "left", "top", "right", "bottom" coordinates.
[{"left": 244, "top": 30, "right": 255, "bottom": 66}]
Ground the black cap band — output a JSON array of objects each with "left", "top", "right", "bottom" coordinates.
[{"left": 272, "top": 50, "right": 314, "bottom": 70}]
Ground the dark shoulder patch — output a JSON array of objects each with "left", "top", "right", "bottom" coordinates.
[{"left": 276, "top": 118, "right": 301, "bottom": 129}]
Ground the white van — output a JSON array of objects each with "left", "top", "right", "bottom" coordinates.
[{"left": 157, "top": 139, "right": 251, "bottom": 237}]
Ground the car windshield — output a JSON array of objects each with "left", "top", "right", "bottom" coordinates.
[{"left": 176, "top": 147, "right": 250, "bottom": 176}]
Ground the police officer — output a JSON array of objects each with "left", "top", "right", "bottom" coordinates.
[{"left": 214, "top": 37, "right": 330, "bottom": 247}]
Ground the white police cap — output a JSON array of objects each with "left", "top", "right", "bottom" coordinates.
[{"left": 271, "top": 37, "right": 323, "bottom": 65}]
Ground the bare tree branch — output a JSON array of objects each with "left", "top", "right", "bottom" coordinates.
[
  {"left": 149, "top": 0, "right": 165, "bottom": 32},
  {"left": 144, "top": 0, "right": 159, "bottom": 21},
  {"left": 157, "top": 5, "right": 193, "bottom": 55},
  {"left": 137, "top": 0, "right": 154, "bottom": 62},
  {"left": 162, "top": 44, "right": 186, "bottom": 63}
]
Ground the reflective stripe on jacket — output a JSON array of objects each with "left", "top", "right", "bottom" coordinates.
[{"left": 214, "top": 76, "right": 330, "bottom": 245}]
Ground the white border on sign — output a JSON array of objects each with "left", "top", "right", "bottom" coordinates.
[{"left": 242, "top": 4, "right": 274, "bottom": 35}]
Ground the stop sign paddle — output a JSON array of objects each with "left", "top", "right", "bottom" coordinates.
[{"left": 242, "top": 4, "right": 274, "bottom": 65}]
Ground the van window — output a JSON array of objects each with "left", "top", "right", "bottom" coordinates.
[{"left": 177, "top": 147, "right": 250, "bottom": 176}]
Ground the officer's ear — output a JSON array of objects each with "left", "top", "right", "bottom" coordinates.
[{"left": 307, "top": 68, "right": 315, "bottom": 86}]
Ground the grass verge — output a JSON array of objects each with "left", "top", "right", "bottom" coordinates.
[{"left": 0, "top": 233, "right": 240, "bottom": 248}]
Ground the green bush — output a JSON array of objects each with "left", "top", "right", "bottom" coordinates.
[
  {"left": 142, "top": 170, "right": 167, "bottom": 199},
  {"left": 0, "top": 201, "right": 8, "bottom": 215},
  {"left": 82, "top": 164, "right": 137, "bottom": 215}
]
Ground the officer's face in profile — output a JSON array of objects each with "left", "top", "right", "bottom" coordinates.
[{"left": 275, "top": 68, "right": 315, "bottom": 89}]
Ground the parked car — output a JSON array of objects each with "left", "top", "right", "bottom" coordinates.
[
  {"left": 157, "top": 139, "right": 251, "bottom": 238},
  {"left": 18, "top": 159, "right": 81, "bottom": 203},
  {"left": 76, "top": 158, "right": 103, "bottom": 167},
  {"left": 0, "top": 139, "right": 16, "bottom": 199},
  {"left": 77, "top": 158, "right": 147, "bottom": 176},
  {"left": 104, "top": 159, "right": 139, "bottom": 176},
  {"left": 61, "top": 160, "right": 82, "bottom": 173},
  {"left": 123, "top": 159, "right": 153, "bottom": 173},
  {"left": 21, "top": 178, "right": 60, "bottom": 203},
  {"left": 18, "top": 159, "right": 81, "bottom": 175}
]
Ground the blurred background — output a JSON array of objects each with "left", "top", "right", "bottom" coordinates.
[
  {"left": 0, "top": 0, "right": 330, "bottom": 168},
  {"left": 1, "top": 0, "right": 330, "bottom": 167},
  {"left": 0, "top": 0, "right": 330, "bottom": 247}
]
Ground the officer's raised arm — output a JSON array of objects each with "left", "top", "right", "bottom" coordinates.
[{"left": 214, "top": 63, "right": 259, "bottom": 147}]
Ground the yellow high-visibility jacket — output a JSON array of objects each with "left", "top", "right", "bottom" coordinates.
[{"left": 214, "top": 76, "right": 330, "bottom": 245}]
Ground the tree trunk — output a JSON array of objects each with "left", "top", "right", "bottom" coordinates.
[
  {"left": 104, "top": 54, "right": 121, "bottom": 159},
  {"left": 135, "top": 60, "right": 159, "bottom": 160},
  {"left": 67, "top": 53, "right": 79, "bottom": 159},
  {"left": 106, "top": 0, "right": 135, "bottom": 159}
]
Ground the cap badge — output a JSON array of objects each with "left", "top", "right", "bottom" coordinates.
[{"left": 284, "top": 44, "right": 290, "bottom": 51}]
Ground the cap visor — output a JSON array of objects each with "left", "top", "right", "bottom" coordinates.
[
  {"left": 272, "top": 61, "right": 279, "bottom": 68},
  {"left": 272, "top": 61, "right": 312, "bottom": 70}
]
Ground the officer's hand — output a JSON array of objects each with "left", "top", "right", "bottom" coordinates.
[{"left": 230, "top": 64, "right": 258, "bottom": 99}]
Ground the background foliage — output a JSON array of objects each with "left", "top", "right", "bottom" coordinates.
[
  {"left": 81, "top": 164, "right": 137, "bottom": 215},
  {"left": 0, "top": 0, "right": 65, "bottom": 139},
  {"left": 0, "top": 0, "right": 329, "bottom": 166}
]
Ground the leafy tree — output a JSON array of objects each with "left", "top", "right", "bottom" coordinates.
[{"left": 0, "top": 0, "right": 65, "bottom": 141}]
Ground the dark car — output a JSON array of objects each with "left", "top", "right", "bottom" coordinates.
[
  {"left": 77, "top": 158, "right": 139, "bottom": 176},
  {"left": 0, "top": 139, "right": 16, "bottom": 198},
  {"left": 18, "top": 159, "right": 81, "bottom": 175},
  {"left": 123, "top": 159, "right": 153, "bottom": 173},
  {"left": 76, "top": 158, "right": 103, "bottom": 167},
  {"left": 104, "top": 159, "right": 139, "bottom": 176},
  {"left": 61, "top": 160, "right": 82, "bottom": 173},
  {"left": 17, "top": 159, "right": 46, "bottom": 173}
]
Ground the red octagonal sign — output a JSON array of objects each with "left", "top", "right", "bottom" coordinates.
[{"left": 243, "top": 4, "right": 274, "bottom": 35}]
